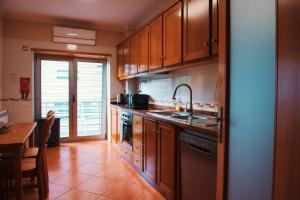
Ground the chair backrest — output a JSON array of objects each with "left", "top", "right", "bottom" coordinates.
[
  {"left": 37, "top": 113, "right": 55, "bottom": 161},
  {"left": 47, "top": 110, "right": 55, "bottom": 118}
]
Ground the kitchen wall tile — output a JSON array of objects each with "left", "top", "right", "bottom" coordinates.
[{"left": 138, "top": 62, "right": 219, "bottom": 112}]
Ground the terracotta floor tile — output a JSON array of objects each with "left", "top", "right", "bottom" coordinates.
[
  {"left": 103, "top": 182, "right": 144, "bottom": 200},
  {"left": 136, "top": 187, "right": 166, "bottom": 200},
  {"left": 48, "top": 168, "right": 69, "bottom": 181},
  {"left": 78, "top": 163, "right": 108, "bottom": 176},
  {"left": 59, "top": 158, "right": 88, "bottom": 172},
  {"left": 50, "top": 171, "right": 91, "bottom": 188},
  {"left": 96, "top": 166, "right": 130, "bottom": 181},
  {"left": 119, "top": 171, "right": 148, "bottom": 186},
  {"left": 77, "top": 177, "right": 115, "bottom": 195},
  {"left": 22, "top": 141, "right": 165, "bottom": 200},
  {"left": 97, "top": 196, "right": 113, "bottom": 200},
  {"left": 55, "top": 189, "right": 99, "bottom": 200},
  {"left": 48, "top": 183, "right": 71, "bottom": 200}
]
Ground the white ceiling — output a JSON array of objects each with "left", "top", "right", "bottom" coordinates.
[{"left": 0, "top": 0, "right": 175, "bottom": 32}]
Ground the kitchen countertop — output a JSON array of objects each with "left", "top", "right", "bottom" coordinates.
[{"left": 110, "top": 103, "right": 218, "bottom": 137}]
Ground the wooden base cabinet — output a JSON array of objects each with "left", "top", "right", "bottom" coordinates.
[
  {"left": 157, "top": 122, "right": 176, "bottom": 200},
  {"left": 144, "top": 119, "right": 158, "bottom": 185},
  {"left": 110, "top": 106, "right": 121, "bottom": 144},
  {"left": 143, "top": 119, "right": 176, "bottom": 200},
  {"left": 133, "top": 115, "right": 144, "bottom": 171},
  {"left": 110, "top": 107, "right": 118, "bottom": 143}
]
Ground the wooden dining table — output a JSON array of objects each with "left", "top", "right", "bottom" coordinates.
[{"left": 0, "top": 122, "right": 37, "bottom": 200}]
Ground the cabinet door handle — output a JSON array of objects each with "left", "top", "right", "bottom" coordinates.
[
  {"left": 211, "top": 38, "right": 218, "bottom": 43},
  {"left": 203, "top": 41, "right": 210, "bottom": 47}
]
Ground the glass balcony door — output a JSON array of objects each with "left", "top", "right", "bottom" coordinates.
[
  {"left": 36, "top": 56, "right": 106, "bottom": 141},
  {"left": 74, "top": 60, "right": 105, "bottom": 138},
  {"left": 40, "top": 59, "right": 72, "bottom": 138}
]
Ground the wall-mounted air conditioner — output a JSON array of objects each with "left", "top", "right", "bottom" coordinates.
[{"left": 53, "top": 26, "right": 96, "bottom": 46}]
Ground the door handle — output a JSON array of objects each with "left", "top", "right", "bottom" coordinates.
[
  {"left": 72, "top": 95, "right": 76, "bottom": 103},
  {"left": 189, "top": 144, "right": 212, "bottom": 156}
]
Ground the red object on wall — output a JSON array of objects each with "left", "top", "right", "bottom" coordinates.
[{"left": 20, "top": 77, "right": 30, "bottom": 99}]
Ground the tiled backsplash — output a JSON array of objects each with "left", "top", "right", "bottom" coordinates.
[{"left": 138, "top": 62, "right": 219, "bottom": 112}]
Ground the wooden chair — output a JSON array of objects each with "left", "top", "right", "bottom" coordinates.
[
  {"left": 23, "top": 110, "right": 55, "bottom": 158},
  {"left": 0, "top": 115, "right": 55, "bottom": 200},
  {"left": 0, "top": 157, "right": 14, "bottom": 199},
  {"left": 21, "top": 114, "right": 55, "bottom": 199}
]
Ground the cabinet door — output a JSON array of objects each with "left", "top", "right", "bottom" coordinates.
[
  {"left": 116, "top": 109, "right": 121, "bottom": 144},
  {"left": 144, "top": 119, "right": 157, "bottom": 184},
  {"left": 117, "top": 45, "right": 123, "bottom": 79},
  {"left": 137, "top": 26, "right": 149, "bottom": 73},
  {"left": 212, "top": 0, "right": 219, "bottom": 55},
  {"left": 130, "top": 34, "right": 138, "bottom": 75},
  {"left": 110, "top": 107, "right": 117, "bottom": 143},
  {"left": 183, "top": 0, "right": 210, "bottom": 61},
  {"left": 133, "top": 115, "right": 143, "bottom": 143},
  {"left": 157, "top": 122, "right": 176, "bottom": 200},
  {"left": 163, "top": 2, "right": 182, "bottom": 66},
  {"left": 149, "top": 15, "right": 163, "bottom": 70},
  {"left": 123, "top": 40, "right": 130, "bottom": 77}
]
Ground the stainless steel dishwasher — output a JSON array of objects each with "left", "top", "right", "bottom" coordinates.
[{"left": 180, "top": 130, "right": 217, "bottom": 200}]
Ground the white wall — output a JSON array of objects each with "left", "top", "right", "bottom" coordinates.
[{"left": 2, "top": 19, "right": 124, "bottom": 123}]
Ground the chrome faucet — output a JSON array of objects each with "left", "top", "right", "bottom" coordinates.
[{"left": 172, "top": 83, "right": 193, "bottom": 115}]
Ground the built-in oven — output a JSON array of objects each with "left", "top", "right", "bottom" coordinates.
[{"left": 120, "top": 111, "right": 133, "bottom": 149}]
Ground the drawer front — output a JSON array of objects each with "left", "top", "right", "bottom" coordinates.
[
  {"left": 121, "top": 145, "right": 132, "bottom": 162},
  {"left": 133, "top": 115, "right": 142, "bottom": 129},
  {"left": 133, "top": 140, "right": 143, "bottom": 156},
  {"left": 133, "top": 127, "right": 143, "bottom": 142},
  {"left": 133, "top": 152, "right": 143, "bottom": 171}
]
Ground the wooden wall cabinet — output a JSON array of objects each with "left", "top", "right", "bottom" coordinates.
[
  {"left": 117, "top": 0, "right": 219, "bottom": 79},
  {"left": 129, "top": 34, "right": 138, "bottom": 75},
  {"left": 163, "top": 1, "right": 183, "bottom": 66},
  {"left": 183, "top": 0, "right": 210, "bottom": 61},
  {"left": 137, "top": 26, "right": 149, "bottom": 73},
  {"left": 157, "top": 122, "right": 176, "bottom": 200},
  {"left": 117, "top": 45, "right": 123, "bottom": 79},
  {"left": 144, "top": 119, "right": 158, "bottom": 185},
  {"left": 211, "top": 0, "right": 219, "bottom": 55},
  {"left": 122, "top": 40, "right": 130, "bottom": 77},
  {"left": 149, "top": 15, "right": 163, "bottom": 70}
]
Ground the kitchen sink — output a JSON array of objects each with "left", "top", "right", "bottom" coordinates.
[
  {"left": 147, "top": 111, "right": 218, "bottom": 127},
  {"left": 170, "top": 115, "right": 197, "bottom": 120},
  {"left": 148, "top": 111, "right": 191, "bottom": 118},
  {"left": 147, "top": 111, "right": 175, "bottom": 116}
]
